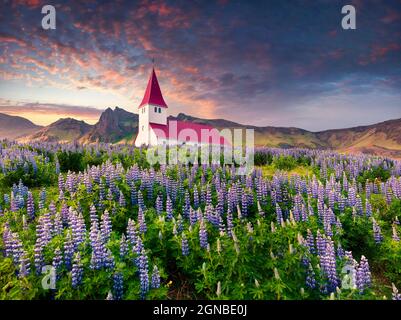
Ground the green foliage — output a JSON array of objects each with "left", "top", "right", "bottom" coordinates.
[{"left": 272, "top": 155, "right": 297, "bottom": 171}]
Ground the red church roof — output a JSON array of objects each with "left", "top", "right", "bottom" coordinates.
[
  {"left": 150, "top": 120, "right": 231, "bottom": 146},
  {"left": 139, "top": 68, "right": 168, "bottom": 108}
]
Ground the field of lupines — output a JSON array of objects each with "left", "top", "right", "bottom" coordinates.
[{"left": 1, "top": 140, "right": 401, "bottom": 300}]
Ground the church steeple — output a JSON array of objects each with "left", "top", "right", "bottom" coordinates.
[{"left": 138, "top": 67, "right": 168, "bottom": 108}]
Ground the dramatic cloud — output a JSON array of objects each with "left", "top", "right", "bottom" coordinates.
[
  {"left": 0, "top": 99, "right": 102, "bottom": 125},
  {"left": 0, "top": 0, "right": 400, "bottom": 130}
]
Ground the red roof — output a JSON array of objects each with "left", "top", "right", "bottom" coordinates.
[
  {"left": 150, "top": 120, "right": 231, "bottom": 146},
  {"left": 139, "top": 68, "right": 168, "bottom": 109}
]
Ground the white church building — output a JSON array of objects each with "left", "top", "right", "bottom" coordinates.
[{"left": 134, "top": 67, "right": 230, "bottom": 147}]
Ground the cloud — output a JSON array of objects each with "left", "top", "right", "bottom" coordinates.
[
  {"left": 0, "top": 0, "right": 400, "bottom": 130},
  {"left": 0, "top": 99, "right": 103, "bottom": 125}
]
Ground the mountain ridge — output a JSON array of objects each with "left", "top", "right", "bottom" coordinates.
[{"left": 1, "top": 109, "right": 400, "bottom": 158}]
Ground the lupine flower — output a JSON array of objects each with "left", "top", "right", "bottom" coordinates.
[
  {"left": 306, "top": 264, "right": 317, "bottom": 289},
  {"left": 138, "top": 207, "right": 147, "bottom": 234},
  {"left": 392, "top": 283, "right": 401, "bottom": 300},
  {"left": 275, "top": 203, "right": 283, "bottom": 225},
  {"left": 138, "top": 249, "right": 149, "bottom": 299},
  {"left": 126, "top": 218, "right": 138, "bottom": 247},
  {"left": 53, "top": 213, "right": 63, "bottom": 236},
  {"left": 64, "top": 231, "right": 74, "bottom": 270},
  {"left": 52, "top": 247, "right": 63, "bottom": 280},
  {"left": 319, "top": 239, "right": 339, "bottom": 293},
  {"left": 199, "top": 220, "right": 208, "bottom": 249},
  {"left": 100, "top": 210, "right": 112, "bottom": 243},
  {"left": 181, "top": 233, "right": 189, "bottom": 256},
  {"left": 156, "top": 195, "right": 163, "bottom": 215},
  {"left": 166, "top": 195, "right": 173, "bottom": 220},
  {"left": 71, "top": 253, "right": 83, "bottom": 288},
  {"left": 19, "top": 250, "right": 31, "bottom": 278},
  {"left": 356, "top": 255, "right": 371, "bottom": 294},
  {"left": 372, "top": 218, "right": 383, "bottom": 244},
  {"left": 151, "top": 265, "right": 161, "bottom": 289},
  {"left": 26, "top": 191, "right": 35, "bottom": 221},
  {"left": 113, "top": 272, "right": 124, "bottom": 300},
  {"left": 120, "top": 234, "right": 128, "bottom": 258}
]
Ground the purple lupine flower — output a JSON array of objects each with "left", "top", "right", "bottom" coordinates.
[
  {"left": 181, "top": 233, "right": 189, "bottom": 256},
  {"left": 372, "top": 218, "right": 383, "bottom": 244},
  {"left": 365, "top": 200, "right": 372, "bottom": 217},
  {"left": 151, "top": 265, "right": 161, "bottom": 289},
  {"left": 306, "top": 263, "right": 317, "bottom": 289},
  {"left": 9, "top": 232, "right": 23, "bottom": 266},
  {"left": 189, "top": 207, "right": 198, "bottom": 225},
  {"left": 275, "top": 203, "right": 283, "bottom": 225},
  {"left": 199, "top": 220, "right": 208, "bottom": 249},
  {"left": 100, "top": 210, "right": 112, "bottom": 243},
  {"left": 34, "top": 239, "right": 43, "bottom": 275},
  {"left": 61, "top": 203, "right": 69, "bottom": 226},
  {"left": 241, "top": 191, "right": 248, "bottom": 217},
  {"left": 53, "top": 212, "right": 63, "bottom": 236},
  {"left": 126, "top": 218, "right": 138, "bottom": 247},
  {"left": 138, "top": 249, "right": 149, "bottom": 299},
  {"left": 319, "top": 239, "right": 339, "bottom": 293},
  {"left": 64, "top": 230, "right": 74, "bottom": 270},
  {"left": 166, "top": 195, "right": 173, "bottom": 220},
  {"left": 104, "top": 248, "right": 115, "bottom": 269},
  {"left": 71, "top": 252, "right": 83, "bottom": 288},
  {"left": 218, "top": 215, "right": 226, "bottom": 235},
  {"left": 306, "top": 229, "right": 316, "bottom": 254},
  {"left": 26, "top": 191, "right": 35, "bottom": 221},
  {"left": 177, "top": 214, "right": 184, "bottom": 233},
  {"left": 52, "top": 247, "right": 63, "bottom": 280},
  {"left": 156, "top": 195, "right": 163, "bottom": 215},
  {"left": 206, "top": 184, "right": 212, "bottom": 207},
  {"left": 138, "top": 207, "right": 147, "bottom": 234},
  {"left": 19, "top": 250, "right": 31, "bottom": 278},
  {"left": 226, "top": 208, "right": 233, "bottom": 238},
  {"left": 113, "top": 272, "right": 124, "bottom": 300},
  {"left": 193, "top": 186, "right": 199, "bottom": 209},
  {"left": 137, "top": 190, "right": 145, "bottom": 211},
  {"left": 119, "top": 191, "right": 126, "bottom": 207},
  {"left": 120, "top": 234, "right": 128, "bottom": 258},
  {"left": 183, "top": 191, "right": 190, "bottom": 218},
  {"left": 316, "top": 230, "right": 326, "bottom": 257},
  {"left": 39, "top": 188, "right": 46, "bottom": 210},
  {"left": 356, "top": 255, "right": 371, "bottom": 294},
  {"left": 392, "top": 283, "right": 401, "bottom": 300}
]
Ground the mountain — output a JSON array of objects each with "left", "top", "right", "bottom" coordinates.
[
  {"left": 10, "top": 108, "right": 401, "bottom": 158},
  {"left": 79, "top": 107, "right": 139, "bottom": 144},
  {"left": 0, "top": 113, "right": 42, "bottom": 139},
  {"left": 18, "top": 118, "right": 93, "bottom": 143},
  {"left": 316, "top": 118, "right": 401, "bottom": 158},
  {"left": 172, "top": 113, "right": 401, "bottom": 158}
]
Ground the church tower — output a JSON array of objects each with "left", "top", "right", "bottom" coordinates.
[{"left": 135, "top": 67, "right": 168, "bottom": 146}]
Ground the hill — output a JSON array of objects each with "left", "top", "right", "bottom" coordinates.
[{"left": 0, "top": 113, "right": 42, "bottom": 139}]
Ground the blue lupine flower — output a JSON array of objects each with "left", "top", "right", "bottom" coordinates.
[
  {"left": 199, "top": 220, "right": 208, "bottom": 249},
  {"left": 181, "top": 233, "right": 189, "bottom": 256},
  {"left": 71, "top": 253, "right": 83, "bottom": 288},
  {"left": 151, "top": 265, "right": 161, "bottom": 289},
  {"left": 113, "top": 272, "right": 124, "bottom": 300}
]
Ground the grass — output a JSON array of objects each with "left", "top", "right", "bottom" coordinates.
[{"left": 257, "top": 164, "right": 314, "bottom": 178}]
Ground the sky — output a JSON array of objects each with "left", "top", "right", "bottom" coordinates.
[{"left": 0, "top": 0, "right": 400, "bottom": 131}]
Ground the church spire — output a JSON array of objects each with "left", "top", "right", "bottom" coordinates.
[{"left": 138, "top": 67, "right": 168, "bottom": 108}]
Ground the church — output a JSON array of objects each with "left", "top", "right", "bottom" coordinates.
[{"left": 134, "top": 67, "right": 230, "bottom": 147}]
